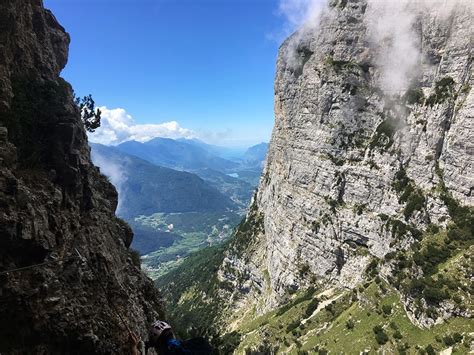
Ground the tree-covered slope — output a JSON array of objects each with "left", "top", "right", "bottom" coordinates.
[{"left": 91, "top": 143, "right": 236, "bottom": 218}]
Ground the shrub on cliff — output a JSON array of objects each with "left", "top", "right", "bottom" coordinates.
[
  {"left": 373, "top": 325, "right": 389, "bottom": 345},
  {"left": 75, "top": 94, "right": 101, "bottom": 132}
]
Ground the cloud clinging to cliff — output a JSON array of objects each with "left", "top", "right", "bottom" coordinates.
[
  {"left": 278, "top": 0, "right": 324, "bottom": 31},
  {"left": 366, "top": 0, "right": 473, "bottom": 94},
  {"left": 365, "top": 0, "right": 420, "bottom": 94},
  {"left": 91, "top": 151, "right": 128, "bottom": 214},
  {"left": 276, "top": 0, "right": 472, "bottom": 93},
  {"left": 88, "top": 107, "right": 195, "bottom": 145},
  {"left": 277, "top": 0, "right": 325, "bottom": 69}
]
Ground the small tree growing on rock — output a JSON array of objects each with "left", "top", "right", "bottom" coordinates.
[{"left": 75, "top": 94, "right": 101, "bottom": 132}]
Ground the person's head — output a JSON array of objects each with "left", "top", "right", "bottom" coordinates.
[{"left": 145, "top": 320, "right": 174, "bottom": 353}]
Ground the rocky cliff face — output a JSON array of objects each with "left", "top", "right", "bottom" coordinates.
[
  {"left": 0, "top": 1, "right": 162, "bottom": 353},
  {"left": 213, "top": 0, "right": 473, "bottom": 327}
]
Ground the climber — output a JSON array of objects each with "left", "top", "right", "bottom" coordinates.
[{"left": 129, "top": 320, "right": 213, "bottom": 355}]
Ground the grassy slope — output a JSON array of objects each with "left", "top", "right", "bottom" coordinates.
[
  {"left": 155, "top": 215, "right": 473, "bottom": 353},
  {"left": 155, "top": 172, "right": 473, "bottom": 353},
  {"left": 226, "top": 215, "right": 474, "bottom": 354},
  {"left": 231, "top": 278, "right": 473, "bottom": 354}
]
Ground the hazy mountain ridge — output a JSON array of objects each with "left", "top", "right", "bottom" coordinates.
[
  {"left": 99, "top": 137, "right": 267, "bottom": 215},
  {"left": 116, "top": 137, "right": 240, "bottom": 172},
  {"left": 242, "top": 142, "right": 269, "bottom": 168},
  {"left": 91, "top": 143, "right": 236, "bottom": 218}
]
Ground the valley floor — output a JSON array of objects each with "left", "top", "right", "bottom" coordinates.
[{"left": 138, "top": 211, "right": 242, "bottom": 279}]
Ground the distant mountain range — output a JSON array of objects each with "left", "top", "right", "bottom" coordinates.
[
  {"left": 176, "top": 138, "right": 248, "bottom": 160},
  {"left": 116, "top": 137, "right": 268, "bottom": 173},
  {"left": 243, "top": 142, "right": 269, "bottom": 168},
  {"left": 91, "top": 143, "right": 236, "bottom": 218},
  {"left": 112, "top": 138, "right": 268, "bottom": 207},
  {"left": 116, "top": 137, "right": 239, "bottom": 172}
]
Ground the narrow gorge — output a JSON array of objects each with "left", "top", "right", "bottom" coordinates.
[{"left": 0, "top": 0, "right": 472, "bottom": 353}]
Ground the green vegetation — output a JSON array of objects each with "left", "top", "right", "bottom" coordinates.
[
  {"left": 324, "top": 56, "right": 352, "bottom": 72},
  {"left": 326, "top": 153, "right": 345, "bottom": 166},
  {"left": 403, "top": 88, "right": 425, "bottom": 105},
  {"left": 354, "top": 204, "right": 366, "bottom": 216},
  {"left": 329, "top": 0, "right": 348, "bottom": 9},
  {"left": 425, "top": 77, "right": 456, "bottom": 107},
  {"left": 230, "top": 201, "right": 264, "bottom": 259},
  {"left": 218, "top": 281, "right": 473, "bottom": 354},
  {"left": 304, "top": 298, "right": 320, "bottom": 318},
  {"left": 381, "top": 216, "right": 422, "bottom": 245},
  {"left": 138, "top": 211, "right": 241, "bottom": 278},
  {"left": 369, "top": 117, "right": 398, "bottom": 151},
  {"left": 339, "top": 127, "right": 368, "bottom": 150},
  {"left": 75, "top": 94, "right": 101, "bottom": 132},
  {"left": 324, "top": 196, "right": 341, "bottom": 213},
  {"left": 92, "top": 144, "right": 237, "bottom": 220},
  {"left": 384, "top": 224, "right": 472, "bottom": 314},
  {"left": 216, "top": 164, "right": 473, "bottom": 353},
  {"left": 382, "top": 304, "right": 392, "bottom": 315},
  {"left": 378, "top": 167, "right": 474, "bottom": 317},
  {"left": 155, "top": 163, "right": 473, "bottom": 355},
  {"left": 324, "top": 56, "right": 369, "bottom": 74},
  {"left": 156, "top": 204, "right": 264, "bottom": 341},
  {"left": 373, "top": 325, "right": 389, "bottom": 345},
  {"left": 156, "top": 243, "right": 229, "bottom": 340},
  {"left": 460, "top": 83, "right": 471, "bottom": 95},
  {"left": 342, "top": 82, "right": 358, "bottom": 95},
  {"left": 392, "top": 167, "right": 426, "bottom": 220}
]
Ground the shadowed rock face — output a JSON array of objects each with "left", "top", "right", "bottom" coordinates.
[{"left": 0, "top": 1, "right": 163, "bottom": 353}]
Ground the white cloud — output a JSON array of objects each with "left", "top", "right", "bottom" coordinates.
[
  {"left": 278, "top": 0, "right": 324, "bottom": 30},
  {"left": 276, "top": 0, "right": 326, "bottom": 69},
  {"left": 276, "top": 0, "right": 472, "bottom": 93},
  {"left": 365, "top": 0, "right": 473, "bottom": 95},
  {"left": 91, "top": 151, "right": 128, "bottom": 215},
  {"left": 89, "top": 107, "right": 195, "bottom": 145},
  {"left": 365, "top": 0, "right": 420, "bottom": 94}
]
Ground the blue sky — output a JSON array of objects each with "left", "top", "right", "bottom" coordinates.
[{"left": 44, "top": 0, "right": 294, "bottom": 147}]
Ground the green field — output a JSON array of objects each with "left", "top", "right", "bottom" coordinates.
[{"left": 139, "top": 211, "right": 242, "bottom": 279}]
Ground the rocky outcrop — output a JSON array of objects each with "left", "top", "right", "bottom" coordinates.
[
  {"left": 217, "top": 0, "right": 473, "bottom": 322},
  {"left": 0, "top": 1, "right": 162, "bottom": 353}
]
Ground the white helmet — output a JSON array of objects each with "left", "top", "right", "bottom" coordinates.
[{"left": 149, "top": 320, "right": 172, "bottom": 339}]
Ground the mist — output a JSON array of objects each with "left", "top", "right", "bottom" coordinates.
[
  {"left": 365, "top": 0, "right": 473, "bottom": 95},
  {"left": 91, "top": 152, "right": 128, "bottom": 216},
  {"left": 278, "top": 0, "right": 473, "bottom": 93},
  {"left": 277, "top": 0, "right": 326, "bottom": 69}
]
